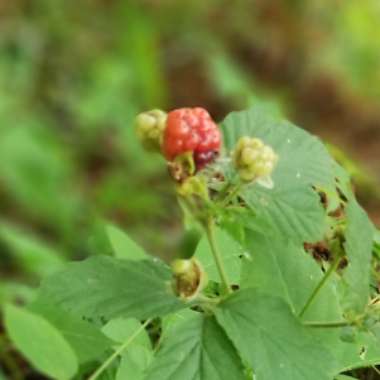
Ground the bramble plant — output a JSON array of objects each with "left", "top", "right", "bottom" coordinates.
[{"left": 3, "top": 104, "right": 380, "bottom": 380}]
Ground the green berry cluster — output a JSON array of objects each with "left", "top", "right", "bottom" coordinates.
[
  {"left": 233, "top": 136, "right": 278, "bottom": 182},
  {"left": 135, "top": 109, "right": 167, "bottom": 152}
]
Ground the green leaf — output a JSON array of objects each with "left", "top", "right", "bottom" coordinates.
[
  {"left": 313, "top": 327, "right": 380, "bottom": 374},
  {"left": 335, "top": 376, "right": 358, "bottom": 380},
  {"left": 241, "top": 232, "right": 342, "bottom": 321},
  {"left": 144, "top": 314, "right": 246, "bottom": 380},
  {"left": 107, "top": 224, "right": 148, "bottom": 260},
  {"left": 241, "top": 182, "right": 326, "bottom": 243},
  {"left": 4, "top": 304, "right": 78, "bottom": 380},
  {"left": 374, "top": 228, "right": 380, "bottom": 245},
  {"left": 96, "top": 370, "right": 116, "bottom": 380},
  {"left": 215, "top": 289, "right": 336, "bottom": 380},
  {"left": 117, "top": 345, "right": 153, "bottom": 380},
  {"left": 340, "top": 199, "right": 373, "bottom": 313},
  {"left": 332, "top": 160, "right": 354, "bottom": 200},
  {"left": 221, "top": 105, "right": 331, "bottom": 243},
  {"left": 30, "top": 302, "right": 112, "bottom": 363},
  {"left": 161, "top": 309, "right": 198, "bottom": 341},
  {"left": 221, "top": 104, "right": 335, "bottom": 189},
  {"left": 102, "top": 318, "right": 151, "bottom": 347},
  {"left": 37, "top": 256, "right": 185, "bottom": 320},
  {"left": 373, "top": 228, "right": 380, "bottom": 259},
  {"left": 0, "top": 281, "right": 35, "bottom": 305},
  {"left": 195, "top": 227, "right": 243, "bottom": 284},
  {"left": 102, "top": 318, "right": 153, "bottom": 380},
  {"left": 179, "top": 228, "right": 202, "bottom": 259}
]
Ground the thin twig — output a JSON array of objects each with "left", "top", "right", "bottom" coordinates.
[
  {"left": 205, "top": 218, "right": 232, "bottom": 295},
  {"left": 220, "top": 183, "right": 243, "bottom": 207},
  {"left": 88, "top": 319, "right": 151, "bottom": 380},
  {"left": 298, "top": 255, "right": 341, "bottom": 319}
]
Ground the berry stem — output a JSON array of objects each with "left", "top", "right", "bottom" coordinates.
[
  {"left": 88, "top": 319, "right": 151, "bottom": 380},
  {"left": 215, "top": 181, "right": 234, "bottom": 201},
  {"left": 298, "top": 255, "right": 341, "bottom": 319},
  {"left": 220, "top": 183, "right": 243, "bottom": 207},
  {"left": 205, "top": 218, "right": 232, "bottom": 295}
]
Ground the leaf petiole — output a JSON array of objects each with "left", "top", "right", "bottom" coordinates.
[
  {"left": 303, "top": 314, "right": 364, "bottom": 329},
  {"left": 302, "top": 321, "right": 350, "bottom": 328},
  {"left": 219, "top": 183, "right": 243, "bottom": 208},
  {"left": 88, "top": 319, "right": 151, "bottom": 380},
  {"left": 298, "top": 255, "right": 342, "bottom": 319},
  {"left": 205, "top": 218, "right": 232, "bottom": 295}
]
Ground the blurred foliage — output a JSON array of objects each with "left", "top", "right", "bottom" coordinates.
[
  {"left": 312, "top": 0, "right": 380, "bottom": 99},
  {"left": 0, "top": 0, "right": 379, "bottom": 283},
  {"left": 0, "top": 1, "right": 380, "bottom": 377},
  {"left": 0, "top": 2, "right": 174, "bottom": 277}
]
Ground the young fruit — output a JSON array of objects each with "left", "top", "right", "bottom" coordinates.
[
  {"left": 171, "top": 258, "right": 208, "bottom": 300},
  {"left": 233, "top": 136, "right": 278, "bottom": 183},
  {"left": 135, "top": 109, "right": 167, "bottom": 152},
  {"left": 162, "top": 108, "right": 221, "bottom": 170},
  {"left": 176, "top": 176, "right": 209, "bottom": 200}
]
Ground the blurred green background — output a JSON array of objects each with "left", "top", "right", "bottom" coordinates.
[{"left": 0, "top": 0, "right": 380, "bottom": 378}]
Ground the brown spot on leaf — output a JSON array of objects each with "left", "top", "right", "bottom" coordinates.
[
  {"left": 304, "top": 241, "right": 331, "bottom": 262},
  {"left": 336, "top": 186, "right": 348, "bottom": 203},
  {"left": 338, "top": 256, "right": 349, "bottom": 270},
  {"left": 328, "top": 203, "right": 345, "bottom": 219},
  {"left": 312, "top": 186, "right": 328, "bottom": 209}
]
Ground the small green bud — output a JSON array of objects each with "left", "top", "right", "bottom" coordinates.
[
  {"left": 233, "top": 137, "right": 278, "bottom": 183},
  {"left": 176, "top": 176, "right": 209, "bottom": 200},
  {"left": 171, "top": 258, "right": 208, "bottom": 301},
  {"left": 171, "top": 259, "right": 193, "bottom": 276},
  {"left": 135, "top": 109, "right": 167, "bottom": 152}
]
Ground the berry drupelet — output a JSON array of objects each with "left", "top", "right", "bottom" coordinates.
[{"left": 162, "top": 107, "right": 221, "bottom": 170}]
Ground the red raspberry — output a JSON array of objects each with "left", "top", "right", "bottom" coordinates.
[{"left": 162, "top": 107, "right": 221, "bottom": 170}]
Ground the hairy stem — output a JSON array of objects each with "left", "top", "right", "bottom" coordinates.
[
  {"left": 372, "top": 366, "right": 380, "bottom": 376},
  {"left": 215, "top": 181, "right": 234, "bottom": 202},
  {"left": 298, "top": 255, "right": 341, "bottom": 319},
  {"left": 206, "top": 218, "right": 232, "bottom": 295},
  {"left": 220, "top": 183, "right": 243, "bottom": 207},
  {"left": 88, "top": 319, "right": 151, "bottom": 380}
]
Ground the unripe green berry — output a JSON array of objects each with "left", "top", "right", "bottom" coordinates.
[
  {"left": 233, "top": 136, "right": 278, "bottom": 183},
  {"left": 135, "top": 109, "right": 167, "bottom": 152},
  {"left": 176, "top": 176, "right": 209, "bottom": 200},
  {"left": 241, "top": 148, "right": 259, "bottom": 165},
  {"left": 171, "top": 259, "right": 193, "bottom": 276},
  {"left": 171, "top": 258, "right": 208, "bottom": 301}
]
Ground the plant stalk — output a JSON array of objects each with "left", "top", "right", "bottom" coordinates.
[
  {"left": 298, "top": 255, "right": 341, "bottom": 319},
  {"left": 220, "top": 183, "right": 243, "bottom": 207},
  {"left": 88, "top": 319, "right": 151, "bottom": 380},
  {"left": 303, "top": 321, "right": 350, "bottom": 328},
  {"left": 372, "top": 366, "right": 380, "bottom": 376},
  {"left": 205, "top": 218, "right": 232, "bottom": 295}
]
